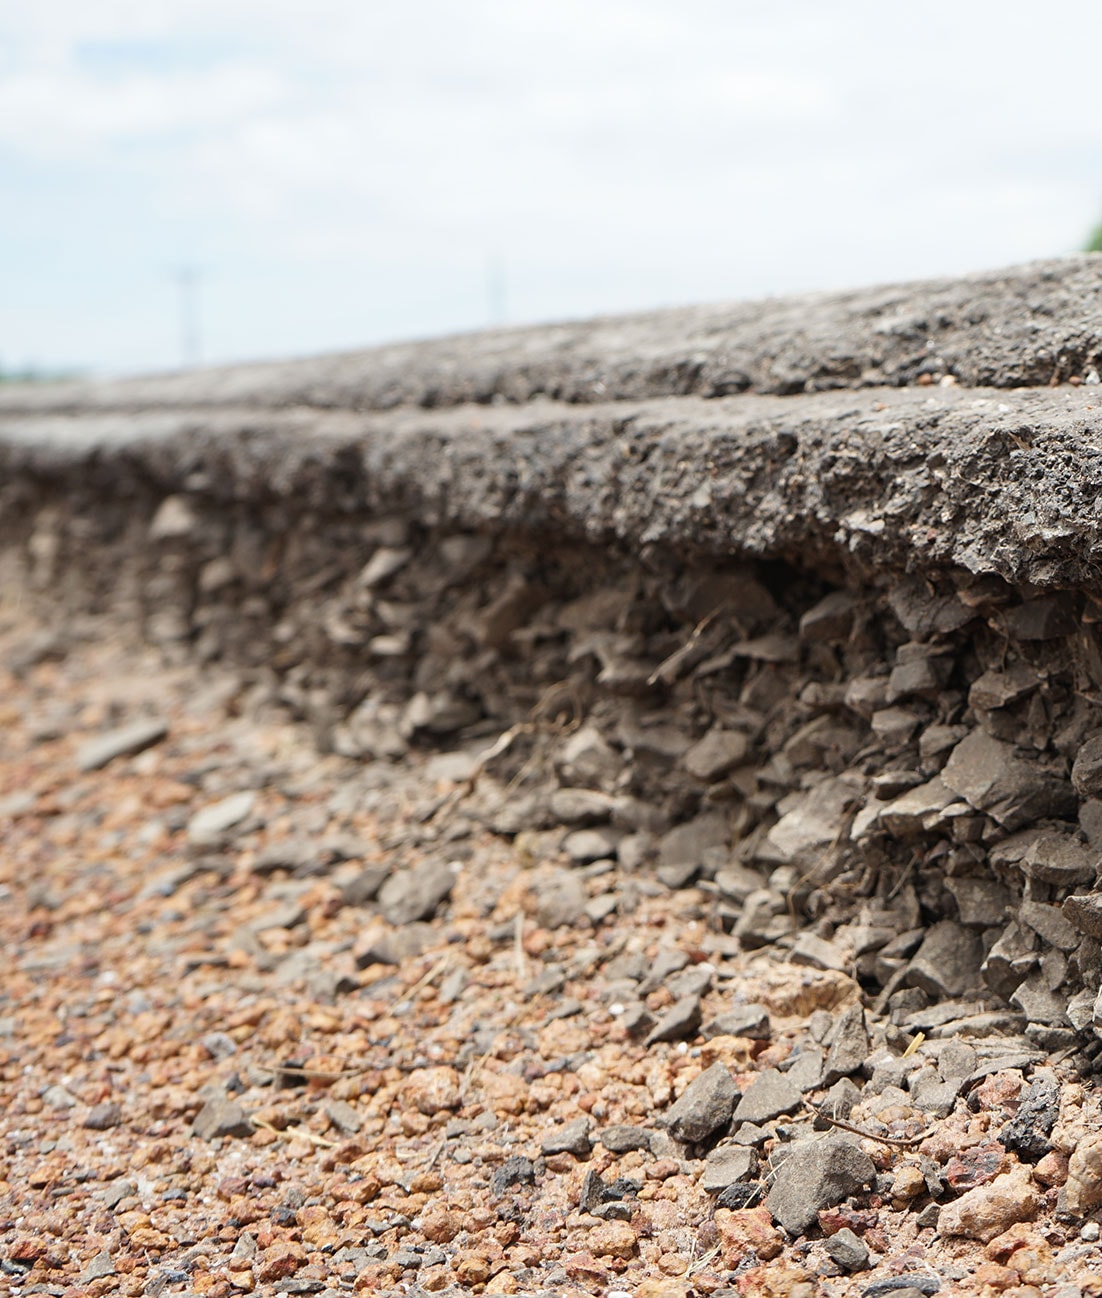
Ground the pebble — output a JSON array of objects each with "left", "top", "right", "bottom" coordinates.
[
  {"left": 766, "top": 1137, "right": 877, "bottom": 1235},
  {"left": 187, "top": 790, "right": 257, "bottom": 845},
  {"left": 645, "top": 993, "right": 703, "bottom": 1045},
  {"left": 937, "top": 1165, "right": 1041, "bottom": 1241},
  {"left": 82, "top": 1100, "right": 123, "bottom": 1130},
  {"left": 192, "top": 1096, "right": 254, "bottom": 1140},
  {"left": 76, "top": 717, "right": 168, "bottom": 771},
  {"left": 664, "top": 1062, "right": 741, "bottom": 1143},
  {"left": 541, "top": 1116, "right": 592, "bottom": 1157},
  {"left": 999, "top": 1074, "right": 1060, "bottom": 1161},
  {"left": 1066, "top": 1132, "right": 1102, "bottom": 1216},
  {"left": 824, "top": 1226, "right": 870, "bottom": 1271},
  {"left": 732, "top": 1067, "right": 802, "bottom": 1125},
  {"left": 378, "top": 859, "right": 456, "bottom": 925}
]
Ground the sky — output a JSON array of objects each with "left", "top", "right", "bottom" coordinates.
[{"left": 3, "top": 1, "right": 1102, "bottom": 377}]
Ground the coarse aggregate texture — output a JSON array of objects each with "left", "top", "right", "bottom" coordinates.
[
  {"left": 7, "top": 258, "right": 1102, "bottom": 1295},
  {"left": 4, "top": 611, "right": 1102, "bottom": 1298}
]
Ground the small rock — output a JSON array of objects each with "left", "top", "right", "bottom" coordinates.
[
  {"left": 941, "top": 730, "right": 1075, "bottom": 830},
  {"left": 824, "top": 1227, "right": 870, "bottom": 1272},
  {"left": 704, "top": 1003, "right": 771, "bottom": 1040},
  {"left": 713, "top": 1206, "right": 784, "bottom": 1267},
  {"left": 790, "top": 932, "right": 849, "bottom": 973},
  {"left": 765, "top": 1137, "right": 876, "bottom": 1235},
  {"left": 324, "top": 1099, "right": 363, "bottom": 1135},
  {"left": 401, "top": 1066, "right": 460, "bottom": 1116},
  {"left": 193, "top": 1097, "right": 253, "bottom": 1140},
  {"left": 906, "top": 920, "right": 984, "bottom": 998},
  {"left": 1020, "top": 832, "right": 1096, "bottom": 887},
  {"left": 1066, "top": 1132, "right": 1102, "bottom": 1216},
  {"left": 542, "top": 1116, "right": 592, "bottom": 1157},
  {"left": 535, "top": 870, "right": 588, "bottom": 929},
  {"left": 188, "top": 791, "right": 257, "bottom": 846},
  {"left": 732, "top": 1068, "right": 802, "bottom": 1125},
  {"left": 599, "top": 1125, "right": 655, "bottom": 1154},
  {"left": 378, "top": 860, "right": 455, "bottom": 926},
  {"left": 702, "top": 1144, "right": 757, "bottom": 1193},
  {"left": 490, "top": 1155, "right": 535, "bottom": 1196},
  {"left": 563, "top": 826, "right": 621, "bottom": 863},
  {"left": 83, "top": 1101, "right": 123, "bottom": 1130},
  {"left": 936, "top": 1165, "right": 1041, "bottom": 1241},
  {"left": 77, "top": 718, "right": 168, "bottom": 771},
  {"left": 355, "top": 923, "right": 435, "bottom": 966},
  {"left": 664, "top": 1062, "right": 741, "bottom": 1143},
  {"left": 822, "top": 1006, "right": 869, "bottom": 1086},
  {"left": 1072, "top": 735, "right": 1102, "bottom": 798},
  {"left": 78, "top": 1251, "right": 117, "bottom": 1282},
  {"left": 684, "top": 729, "right": 749, "bottom": 782},
  {"left": 645, "top": 994, "right": 703, "bottom": 1046},
  {"left": 1063, "top": 893, "right": 1102, "bottom": 939},
  {"left": 588, "top": 1219, "right": 637, "bottom": 1259}
]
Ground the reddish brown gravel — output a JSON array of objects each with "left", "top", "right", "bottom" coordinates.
[{"left": 3, "top": 612, "right": 1102, "bottom": 1298}]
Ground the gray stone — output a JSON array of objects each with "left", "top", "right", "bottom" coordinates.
[
  {"left": 941, "top": 730, "right": 1076, "bottom": 830},
  {"left": 78, "top": 1251, "right": 117, "bottom": 1283},
  {"left": 1064, "top": 893, "right": 1102, "bottom": 939},
  {"left": 703, "top": 1003, "right": 771, "bottom": 1040},
  {"left": 999, "top": 1074, "right": 1059, "bottom": 1161},
  {"left": 599, "top": 1125, "right": 655, "bottom": 1154},
  {"left": 822, "top": 1006, "right": 869, "bottom": 1086},
  {"left": 1018, "top": 901, "right": 1080, "bottom": 951},
  {"left": 1010, "top": 971, "right": 1069, "bottom": 1025},
  {"left": 765, "top": 1136, "right": 876, "bottom": 1235},
  {"left": 556, "top": 725, "right": 621, "bottom": 790},
  {"left": 644, "top": 994, "right": 703, "bottom": 1046},
  {"left": 906, "top": 921, "right": 984, "bottom": 998},
  {"left": 760, "top": 778, "right": 858, "bottom": 865},
  {"left": 824, "top": 1227, "right": 870, "bottom": 1272},
  {"left": 981, "top": 921, "right": 1038, "bottom": 998},
  {"left": 657, "top": 813, "right": 729, "bottom": 885},
  {"left": 83, "top": 1101, "right": 123, "bottom": 1130},
  {"left": 541, "top": 1116, "right": 592, "bottom": 1157},
  {"left": 969, "top": 664, "right": 1042, "bottom": 711},
  {"left": 784, "top": 1047, "right": 824, "bottom": 1093},
  {"left": 187, "top": 791, "right": 257, "bottom": 846},
  {"left": 324, "top": 1099, "right": 363, "bottom": 1135},
  {"left": 1020, "top": 833, "right": 1097, "bottom": 887},
  {"left": 340, "top": 865, "right": 391, "bottom": 907},
  {"left": 701, "top": 1144, "right": 757, "bottom": 1193},
  {"left": 355, "top": 923, "right": 436, "bottom": 966},
  {"left": 1075, "top": 736, "right": 1102, "bottom": 797},
  {"left": 549, "top": 788, "right": 620, "bottom": 824},
  {"left": 77, "top": 717, "right": 168, "bottom": 771},
  {"left": 534, "top": 870, "right": 588, "bottom": 929},
  {"left": 664, "top": 1062, "right": 741, "bottom": 1143},
  {"left": 684, "top": 729, "right": 749, "bottom": 782},
  {"left": 637, "top": 947, "right": 690, "bottom": 994},
  {"left": 799, "top": 591, "right": 858, "bottom": 643},
  {"left": 907, "top": 1066, "right": 964, "bottom": 1118},
  {"left": 945, "top": 877, "right": 1009, "bottom": 928},
  {"left": 193, "top": 1097, "right": 254, "bottom": 1140},
  {"left": 732, "top": 1068, "right": 802, "bottom": 1125},
  {"left": 790, "top": 932, "right": 849, "bottom": 973},
  {"left": 378, "top": 860, "right": 455, "bottom": 926},
  {"left": 563, "top": 827, "right": 621, "bottom": 864},
  {"left": 734, "top": 888, "right": 791, "bottom": 948}
]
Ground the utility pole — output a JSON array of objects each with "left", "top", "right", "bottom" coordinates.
[{"left": 176, "top": 265, "right": 202, "bottom": 368}]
